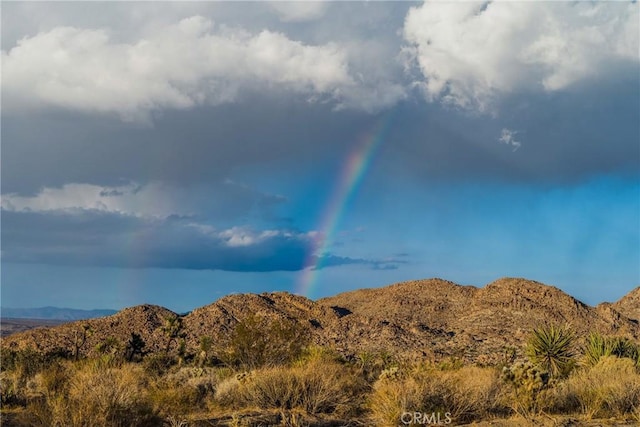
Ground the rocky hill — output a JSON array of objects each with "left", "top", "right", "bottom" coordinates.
[
  {"left": 321, "top": 278, "right": 640, "bottom": 363},
  {"left": 3, "top": 278, "right": 639, "bottom": 365},
  {"left": 610, "top": 286, "right": 640, "bottom": 322},
  {"left": 2, "top": 305, "right": 177, "bottom": 357}
]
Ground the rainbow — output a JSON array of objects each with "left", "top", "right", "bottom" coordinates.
[{"left": 296, "top": 112, "right": 396, "bottom": 298}]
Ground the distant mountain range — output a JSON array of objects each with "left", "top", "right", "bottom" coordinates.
[
  {"left": 3, "top": 278, "right": 639, "bottom": 365},
  {"left": 1, "top": 306, "right": 117, "bottom": 320}
]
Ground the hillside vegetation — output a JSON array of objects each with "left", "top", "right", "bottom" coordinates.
[{"left": 1, "top": 278, "right": 639, "bottom": 426}]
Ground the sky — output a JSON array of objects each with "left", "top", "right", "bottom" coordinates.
[{"left": 1, "top": 1, "right": 639, "bottom": 313}]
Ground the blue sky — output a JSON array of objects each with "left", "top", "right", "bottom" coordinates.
[{"left": 1, "top": 1, "right": 638, "bottom": 312}]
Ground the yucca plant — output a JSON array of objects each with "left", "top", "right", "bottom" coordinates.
[
  {"left": 610, "top": 337, "right": 640, "bottom": 364},
  {"left": 584, "top": 332, "right": 613, "bottom": 367},
  {"left": 526, "top": 324, "right": 575, "bottom": 378},
  {"left": 584, "top": 333, "right": 640, "bottom": 367}
]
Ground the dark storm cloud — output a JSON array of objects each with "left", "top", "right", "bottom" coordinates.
[
  {"left": 1, "top": 209, "right": 383, "bottom": 272},
  {"left": 2, "top": 2, "right": 638, "bottom": 196},
  {"left": 1, "top": 96, "right": 376, "bottom": 195},
  {"left": 374, "top": 76, "right": 639, "bottom": 186},
  {"left": 1, "top": 1, "right": 638, "bottom": 278},
  {"left": 3, "top": 74, "right": 638, "bottom": 201}
]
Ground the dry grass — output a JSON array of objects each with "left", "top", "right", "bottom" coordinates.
[
  {"left": 17, "top": 358, "right": 159, "bottom": 426},
  {"left": 149, "top": 384, "right": 201, "bottom": 419},
  {"left": 5, "top": 345, "right": 640, "bottom": 425},
  {"left": 369, "top": 374, "right": 423, "bottom": 426},
  {"left": 149, "top": 366, "right": 232, "bottom": 419},
  {"left": 213, "top": 359, "right": 365, "bottom": 418},
  {"left": 560, "top": 356, "right": 640, "bottom": 419},
  {"left": 369, "top": 364, "right": 506, "bottom": 426},
  {"left": 500, "top": 361, "right": 554, "bottom": 418}
]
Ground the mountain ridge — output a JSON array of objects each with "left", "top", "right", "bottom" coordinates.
[{"left": 3, "top": 277, "right": 638, "bottom": 365}]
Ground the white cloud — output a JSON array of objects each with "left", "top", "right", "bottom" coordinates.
[
  {"left": 498, "top": 128, "right": 521, "bottom": 152},
  {"left": 1, "top": 182, "right": 177, "bottom": 217},
  {"left": 269, "top": 1, "right": 328, "bottom": 22},
  {"left": 216, "top": 226, "right": 296, "bottom": 248},
  {"left": 2, "top": 16, "right": 353, "bottom": 121},
  {"left": 403, "top": 1, "right": 639, "bottom": 111}
]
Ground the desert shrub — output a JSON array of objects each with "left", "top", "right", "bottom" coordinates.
[
  {"left": 436, "top": 357, "right": 465, "bottom": 371},
  {"left": 353, "top": 349, "right": 398, "bottom": 383},
  {"left": 296, "top": 345, "right": 344, "bottom": 366},
  {"left": 17, "top": 360, "right": 159, "bottom": 426},
  {"left": 501, "top": 361, "right": 552, "bottom": 417},
  {"left": 370, "top": 364, "right": 504, "bottom": 426},
  {"left": 37, "top": 360, "right": 72, "bottom": 398},
  {"left": 1, "top": 369, "right": 27, "bottom": 406},
  {"left": 149, "top": 366, "right": 227, "bottom": 418},
  {"left": 212, "top": 373, "right": 246, "bottom": 408},
  {"left": 369, "top": 375, "right": 423, "bottom": 426},
  {"left": 1, "top": 347, "right": 69, "bottom": 377},
  {"left": 563, "top": 356, "right": 640, "bottom": 419},
  {"left": 297, "top": 359, "right": 365, "bottom": 416},
  {"left": 526, "top": 324, "right": 576, "bottom": 378},
  {"left": 1, "top": 348, "right": 71, "bottom": 406},
  {"left": 143, "top": 353, "right": 177, "bottom": 377},
  {"left": 241, "top": 367, "right": 299, "bottom": 410},
  {"left": 441, "top": 366, "right": 506, "bottom": 421},
  {"left": 197, "top": 336, "right": 213, "bottom": 367},
  {"left": 149, "top": 384, "right": 201, "bottom": 419},
  {"left": 163, "top": 366, "right": 227, "bottom": 394},
  {"left": 213, "top": 360, "right": 364, "bottom": 417},
  {"left": 96, "top": 336, "right": 122, "bottom": 355},
  {"left": 220, "top": 315, "right": 310, "bottom": 369}
]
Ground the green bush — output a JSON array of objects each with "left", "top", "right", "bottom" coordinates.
[
  {"left": 1, "top": 347, "right": 71, "bottom": 406},
  {"left": 352, "top": 349, "right": 398, "bottom": 383},
  {"left": 95, "top": 336, "right": 122, "bottom": 359},
  {"left": 220, "top": 315, "right": 310, "bottom": 369},
  {"left": 1, "top": 347, "right": 70, "bottom": 377},
  {"left": 143, "top": 353, "right": 177, "bottom": 377}
]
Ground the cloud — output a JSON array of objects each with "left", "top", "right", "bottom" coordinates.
[
  {"left": 269, "top": 2, "right": 328, "bottom": 22},
  {"left": 2, "top": 16, "right": 353, "bottom": 121},
  {"left": 403, "top": 1, "right": 639, "bottom": 111},
  {"left": 0, "top": 184, "right": 396, "bottom": 272},
  {"left": 314, "top": 254, "right": 407, "bottom": 271},
  {"left": 0, "top": 180, "right": 286, "bottom": 221},
  {"left": 0, "top": 209, "right": 311, "bottom": 272},
  {"left": 498, "top": 128, "right": 521, "bottom": 152},
  {"left": 0, "top": 2, "right": 637, "bottom": 199}
]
